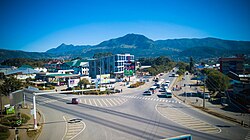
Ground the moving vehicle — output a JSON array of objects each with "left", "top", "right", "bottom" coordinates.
[
  {"left": 143, "top": 90, "right": 152, "bottom": 95},
  {"left": 202, "top": 93, "right": 210, "bottom": 99},
  {"left": 149, "top": 86, "right": 157, "bottom": 91},
  {"left": 72, "top": 98, "right": 79, "bottom": 104},
  {"left": 165, "top": 89, "right": 172, "bottom": 98}
]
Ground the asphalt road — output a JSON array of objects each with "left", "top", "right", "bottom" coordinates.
[{"left": 25, "top": 70, "right": 249, "bottom": 140}]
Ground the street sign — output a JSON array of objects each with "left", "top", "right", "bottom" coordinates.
[
  {"left": 6, "top": 106, "right": 15, "bottom": 115},
  {"left": 16, "top": 120, "right": 22, "bottom": 126},
  {"left": 30, "top": 109, "right": 34, "bottom": 115}
]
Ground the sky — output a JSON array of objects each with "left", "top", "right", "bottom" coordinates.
[{"left": 0, "top": 0, "right": 250, "bottom": 52}]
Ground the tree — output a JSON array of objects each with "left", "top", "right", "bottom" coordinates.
[
  {"left": 93, "top": 52, "right": 113, "bottom": 59},
  {"left": 78, "top": 78, "right": 90, "bottom": 89},
  {"left": 189, "top": 57, "right": 194, "bottom": 73},
  {"left": 205, "top": 69, "right": 230, "bottom": 94},
  {"left": 0, "top": 76, "right": 23, "bottom": 114}
]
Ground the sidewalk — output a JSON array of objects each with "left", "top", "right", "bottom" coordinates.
[
  {"left": 8, "top": 105, "right": 43, "bottom": 140},
  {"left": 173, "top": 74, "right": 250, "bottom": 128}
]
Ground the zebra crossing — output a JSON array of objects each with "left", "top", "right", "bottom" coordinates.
[
  {"left": 35, "top": 94, "right": 72, "bottom": 105},
  {"left": 156, "top": 104, "right": 221, "bottom": 134},
  {"left": 63, "top": 116, "right": 86, "bottom": 140},
  {"left": 120, "top": 95, "right": 182, "bottom": 104},
  {"left": 80, "top": 98, "right": 127, "bottom": 107}
]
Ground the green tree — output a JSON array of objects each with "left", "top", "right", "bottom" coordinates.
[
  {"left": 78, "top": 78, "right": 90, "bottom": 89},
  {"left": 0, "top": 76, "right": 23, "bottom": 114},
  {"left": 205, "top": 69, "right": 230, "bottom": 94},
  {"left": 189, "top": 57, "right": 194, "bottom": 73},
  {"left": 93, "top": 52, "right": 113, "bottom": 59}
]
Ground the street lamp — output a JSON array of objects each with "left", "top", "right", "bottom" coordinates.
[{"left": 33, "top": 95, "right": 38, "bottom": 129}]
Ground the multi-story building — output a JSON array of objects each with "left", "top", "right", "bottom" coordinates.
[
  {"left": 219, "top": 56, "right": 245, "bottom": 75},
  {"left": 44, "top": 60, "right": 64, "bottom": 72},
  {"left": 60, "top": 59, "right": 89, "bottom": 76},
  {"left": 89, "top": 54, "right": 135, "bottom": 79}
]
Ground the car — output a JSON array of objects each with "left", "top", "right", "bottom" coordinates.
[
  {"left": 203, "top": 93, "right": 210, "bottom": 99},
  {"left": 143, "top": 90, "right": 152, "bottom": 95},
  {"left": 72, "top": 98, "right": 79, "bottom": 104}
]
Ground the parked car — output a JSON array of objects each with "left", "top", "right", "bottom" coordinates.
[{"left": 72, "top": 98, "right": 79, "bottom": 104}]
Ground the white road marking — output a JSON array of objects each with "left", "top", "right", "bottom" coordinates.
[
  {"left": 97, "top": 99, "right": 103, "bottom": 107},
  {"left": 155, "top": 104, "right": 221, "bottom": 134}
]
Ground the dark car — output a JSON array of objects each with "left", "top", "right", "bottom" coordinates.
[{"left": 72, "top": 98, "right": 79, "bottom": 104}]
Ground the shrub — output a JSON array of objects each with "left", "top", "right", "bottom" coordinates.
[
  {"left": 0, "top": 125, "right": 10, "bottom": 140},
  {"left": 0, "top": 113, "right": 30, "bottom": 127},
  {"left": 130, "top": 82, "right": 145, "bottom": 88}
]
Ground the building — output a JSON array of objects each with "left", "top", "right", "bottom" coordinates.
[
  {"left": 219, "top": 56, "right": 245, "bottom": 75},
  {"left": 5, "top": 65, "right": 39, "bottom": 80},
  {"left": 44, "top": 60, "right": 64, "bottom": 72},
  {"left": 89, "top": 54, "right": 135, "bottom": 79},
  {"left": 60, "top": 59, "right": 89, "bottom": 76}
]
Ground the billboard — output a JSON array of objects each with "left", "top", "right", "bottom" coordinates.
[
  {"left": 124, "top": 61, "right": 135, "bottom": 76},
  {"left": 68, "top": 79, "right": 80, "bottom": 87},
  {"left": 97, "top": 74, "right": 110, "bottom": 84}
]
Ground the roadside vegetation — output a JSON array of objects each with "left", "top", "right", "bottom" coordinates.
[
  {"left": 0, "top": 125, "right": 10, "bottom": 140},
  {"left": 139, "top": 56, "right": 176, "bottom": 76},
  {"left": 1, "top": 58, "right": 51, "bottom": 68},
  {"left": 130, "top": 82, "right": 145, "bottom": 88},
  {"left": 202, "top": 68, "right": 230, "bottom": 97}
]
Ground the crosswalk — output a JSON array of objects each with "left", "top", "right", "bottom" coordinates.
[
  {"left": 63, "top": 116, "right": 86, "bottom": 140},
  {"left": 120, "top": 95, "right": 182, "bottom": 104},
  {"left": 35, "top": 94, "right": 72, "bottom": 105},
  {"left": 156, "top": 104, "right": 221, "bottom": 134},
  {"left": 80, "top": 98, "right": 127, "bottom": 107}
]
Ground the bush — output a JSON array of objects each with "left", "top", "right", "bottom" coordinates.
[
  {"left": 0, "top": 113, "right": 30, "bottom": 127},
  {"left": 130, "top": 82, "right": 145, "bottom": 88},
  {"left": 0, "top": 125, "right": 10, "bottom": 140}
]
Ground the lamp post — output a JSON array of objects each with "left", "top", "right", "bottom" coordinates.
[
  {"left": 33, "top": 95, "right": 38, "bottom": 129},
  {"left": 203, "top": 75, "right": 206, "bottom": 108}
]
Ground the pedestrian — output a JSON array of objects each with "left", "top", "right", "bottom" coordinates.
[{"left": 196, "top": 99, "right": 198, "bottom": 103}]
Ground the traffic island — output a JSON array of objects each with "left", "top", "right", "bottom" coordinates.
[{"left": 0, "top": 107, "right": 43, "bottom": 140}]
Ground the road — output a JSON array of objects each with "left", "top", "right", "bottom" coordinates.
[{"left": 25, "top": 70, "right": 249, "bottom": 140}]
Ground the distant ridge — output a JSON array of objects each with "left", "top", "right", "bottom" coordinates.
[{"left": 1, "top": 33, "right": 250, "bottom": 61}]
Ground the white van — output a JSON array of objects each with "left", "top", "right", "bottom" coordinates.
[
  {"left": 149, "top": 86, "right": 157, "bottom": 91},
  {"left": 165, "top": 89, "right": 172, "bottom": 98}
]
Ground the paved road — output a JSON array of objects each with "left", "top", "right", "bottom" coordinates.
[{"left": 24, "top": 70, "right": 249, "bottom": 140}]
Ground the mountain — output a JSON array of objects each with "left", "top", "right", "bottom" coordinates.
[
  {"left": 1, "top": 34, "right": 250, "bottom": 61},
  {"left": 0, "top": 49, "right": 54, "bottom": 62}
]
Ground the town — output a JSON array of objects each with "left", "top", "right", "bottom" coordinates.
[
  {"left": 0, "top": 52, "right": 249, "bottom": 140},
  {"left": 1, "top": 0, "right": 250, "bottom": 140}
]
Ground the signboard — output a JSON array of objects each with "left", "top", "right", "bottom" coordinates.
[
  {"left": 6, "top": 106, "right": 15, "bottom": 115},
  {"left": 4, "top": 104, "right": 10, "bottom": 108},
  {"left": 30, "top": 109, "right": 34, "bottom": 115},
  {"left": 97, "top": 74, "right": 111, "bottom": 84},
  {"left": 124, "top": 61, "right": 135, "bottom": 76},
  {"left": 100, "top": 87, "right": 106, "bottom": 91},
  {"left": 68, "top": 79, "right": 80, "bottom": 87}
]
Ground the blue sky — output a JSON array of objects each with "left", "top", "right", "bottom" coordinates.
[{"left": 0, "top": 0, "right": 249, "bottom": 52}]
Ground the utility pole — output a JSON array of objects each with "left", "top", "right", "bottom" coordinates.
[{"left": 203, "top": 75, "right": 206, "bottom": 108}]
